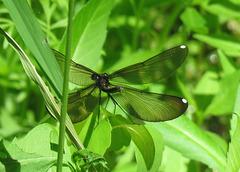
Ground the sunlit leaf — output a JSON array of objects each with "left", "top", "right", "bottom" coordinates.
[
  {"left": 205, "top": 71, "right": 240, "bottom": 116},
  {"left": 151, "top": 116, "right": 226, "bottom": 171},
  {"left": 217, "top": 50, "right": 237, "bottom": 76},
  {"left": 202, "top": 0, "right": 240, "bottom": 19},
  {"left": 79, "top": 116, "right": 111, "bottom": 155},
  {"left": 226, "top": 83, "right": 240, "bottom": 172},
  {"left": 136, "top": 125, "right": 164, "bottom": 172},
  {"left": 180, "top": 7, "right": 208, "bottom": 34},
  {"left": 59, "top": 0, "right": 113, "bottom": 70},
  {"left": 194, "top": 34, "right": 240, "bottom": 57},
  {"left": 0, "top": 140, "right": 56, "bottom": 172}
]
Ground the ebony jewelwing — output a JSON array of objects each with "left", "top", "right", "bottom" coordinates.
[{"left": 53, "top": 45, "right": 188, "bottom": 123}]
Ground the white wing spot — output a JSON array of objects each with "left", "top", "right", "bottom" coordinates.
[
  {"left": 182, "top": 98, "right": 187, "bottom": 104},
  {"left": 180, "top": 45, "right": 186, "bottom": 49}
]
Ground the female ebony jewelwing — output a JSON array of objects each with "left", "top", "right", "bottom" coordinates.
[{"left": 53, "top": 45, "right": 188, "bottom": 123}]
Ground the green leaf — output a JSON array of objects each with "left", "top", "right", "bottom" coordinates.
[
  {"left": 193, "top": 71, "right": 219, "bottom": 115},
  {"left": 180, "top": 7, "right": 208, "bottom": 34},
  {"left": 194, "top": 71, "right": 219, "bottom": 95},
  {"left": 108, "top": 118, "right": 131, "bottom": 151},
  {"left": 193, "top": 33, "right": 240, "bottom": 57},
  {"left": 79, "top": 115, "right": 112, "bottom": 155},
  {"left": 218, "top": 50, "right": 237, "bottom": 76},
  {"left": 161, "top": 147, "right": 189, "bottom": 172},
  {"left": 226, "top": 83, "right": 240, "bottom": 172},
  {"left": 59, "top": 0, "right": 113, "bottom": 70},
  {"left": 205, "top": 70, "right": 240, "bottom": 116},
  {"left": 2, "top": 0, "right": 63, "bottom": 96},
  {"left": 124, "top": 124, "right": 154, "bottom": 170},
  {"left": 14, "top": 124, "right": 58, "bottom": 157},
  {"left": 109, "top": 115, "right": 155, "bottom": 170},
  {"left": 151, "top": 116, "right": 226, "bottom": 171},
  {"left": 100, "top": 110, "right": 130, "bottom": 151},
  {"left": 202, "top": 0, "right": 240, "bottom": 19},
  {"left": 0, "top": 140, "right": 56, "bottom": 172},
  {"left": 12, "top": 124, "right": 72, "bottom": 171},
  {"left": 136, "top": 125, "right": 164, "bottom": 172},
  {"left": 206, "top": 131, "right": 228, "bottom": 154}
]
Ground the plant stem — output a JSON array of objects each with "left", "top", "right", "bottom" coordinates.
[
  {"left": 57, "top": 0, "right": 75, "bottom": 171},
  {"left": 131, "top": 0, "right": 145, "bottom": 51}
]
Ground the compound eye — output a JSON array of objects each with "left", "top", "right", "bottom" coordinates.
[
  {"left": 91, "top": 74, "right": 99, "bottom": 80},
  {"left": 103, "top": 73, "right": 108, "bottom": 77}
]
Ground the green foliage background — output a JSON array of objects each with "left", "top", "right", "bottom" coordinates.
[{"left": 0, "top": 0, "right": 240, "bottom": 171}]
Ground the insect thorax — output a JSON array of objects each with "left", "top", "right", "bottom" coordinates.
[{"left": 91, "top": 73, "right": 123, "bottom": 93}]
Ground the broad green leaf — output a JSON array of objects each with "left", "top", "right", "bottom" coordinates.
[
  {"left": 13, "top": 124, "right": 72, "bottom": 172},
  {"left": 109, "top": 127, "right": 131, "bottom": 151},
  {"left": 107, "top": 115, "right": 131, "bottom": 151},
  {"left": 151, "top": 116, "right": 226, "bottom": 171},
  {"left": 136, "top": 125, "right": 164, "bottom": 172},
  {"left": 0, "top": 28, "right": 84, "bottom": 151},
  {"left": 109, "top": 115, "right": 155, "bottom": 170},
  {"left": 0, "top": 140, "right": 56, "bottom": 172},
  {"left": 202, "top": 0, "right": 240, "bottom": 19},
  {"left": 59, "top": 0, "right": 113, "bottom": 70},
  {"left": 108, "top": 122, "right": 131, "bottom": 151},
  {"left": 180, "top": 7, "right": 208, "bottom": 34},
  {"left": 193, "top": 34, "right": 240, "bottom": 57},
  {"left": 205, "top": 70, "right": 240, "bottom": 116},
  {"left": 2, "top": 0, "right": 63, "bottom": 96},
  {"left": 79, "top": 113, "right": 112, "bottom": 155},
  {"left": 194, "top": 71, "right": 219, "bottom": 95},
  {"left": 161, "top": 147, "right": 189, "bottom": 172},
  {"left": 217, "top": 50, "right": 237, "bottom": 76},
  {"left": 206, "top": 131, "right": 228, "bottom": 154},
  {"left": 226, "top": 83, "right": 240, "bottom": 172},
  {"left": 193, "top": 71, "right": 219, "bottom": 115},
  {"left": 15, "top": 124, "right": 58, "bottom": 157},
  {"left": 123, "top": 124, "right": 154, "bottom": 170}
]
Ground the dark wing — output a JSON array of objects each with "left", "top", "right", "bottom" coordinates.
[
  {"left": 108, "top": 45, "right": 188, "bottom": 85},
  {"left": 110, "top": 86, "right": 188, "bottom": 122},
  {"left": 67, "top": 84, "right": 99, "bottom": 123},
  {"left": 52, "top": 49, "right": 97, "bottom": 86}
]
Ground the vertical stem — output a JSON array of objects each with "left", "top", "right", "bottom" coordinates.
[
  {"left": 57, "top": 0, "right": 75, "bottom": 171},
  {"left": 131, "top": 0, "right": 145, "bottom": 51}
]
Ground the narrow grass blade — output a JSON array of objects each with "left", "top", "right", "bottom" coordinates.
[
  {"left": 2, "top": 0, "right": 63, "bottom": 97},
  {"left": 0, "top": 28, "right": 84, "bottom": 151}
]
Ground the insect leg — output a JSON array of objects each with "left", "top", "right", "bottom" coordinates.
[
  {"left": 95, "top": 90, "right": 102, "bottom": 129},
  {"left": 108, "top": 94, "right": 135, "bottom": 124},
  {"left": 105, "top": 94, "right": 110, "bottom": 109},
  {"left": 106, "top": 93, "right": 117, "bottom": 114}
]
